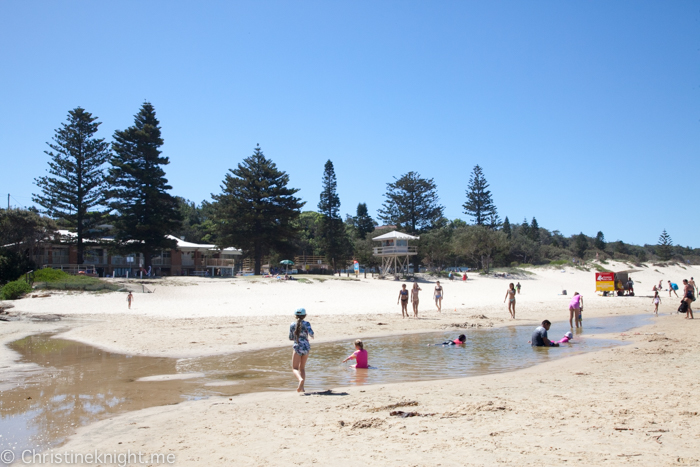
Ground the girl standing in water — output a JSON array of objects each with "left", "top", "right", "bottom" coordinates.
[
  {"left": 651, "top": 291, "right": 661, "bottom": 315},
  {"left": 504, "top": 283, "right": 516, "bottom": 319},
  {"left": 289, "top": 308, "right": 314, "bottom": 392}
]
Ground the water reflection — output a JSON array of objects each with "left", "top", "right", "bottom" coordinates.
[{"left": 1, "top": 313, "right": 650, "bottom": 457}]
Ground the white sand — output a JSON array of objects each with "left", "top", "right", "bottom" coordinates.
[{"left": 3, "top": 261, "right": 699, "bottom": 465}]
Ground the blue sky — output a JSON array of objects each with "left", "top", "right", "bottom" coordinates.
[{"left": 1, "top": 1, "right": 698, "bottom": 247}]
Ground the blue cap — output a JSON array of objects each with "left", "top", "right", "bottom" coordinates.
[{"left": 294, "top": 308, "right": 306, "bottom": 316}]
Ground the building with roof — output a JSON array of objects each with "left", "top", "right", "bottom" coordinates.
[
  {"left": 372, "top": 230, "right": 419, "bottom": 278},
  {"left": 31, "top": 230, "right": 242, "bottom": 277}
]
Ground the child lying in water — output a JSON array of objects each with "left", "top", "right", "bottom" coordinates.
[
  {"left": 429, "top": 334, "right": 467, "bottom": 346},
  {"left": 342, "top": 339, "right": 368, "bottom": 368},
  {"left": 555, "top": 331, "right": 573, "bottom": 344}
]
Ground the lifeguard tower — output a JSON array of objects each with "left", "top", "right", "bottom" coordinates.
[{"left": 372, "top": 231, "right": 419, "bottom": 278}]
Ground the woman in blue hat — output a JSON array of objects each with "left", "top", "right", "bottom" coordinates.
[{"left": 289, "top": 307, "right": 315, "bottom": 392}]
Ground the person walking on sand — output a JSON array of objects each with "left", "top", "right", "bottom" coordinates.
[
  {"left": 690, "top": 277, "right": 698, "bottom": 298},
  {"left": 682, "top": 279, "right": 694, "bottom": 319},
  {"left": 516, "top": 282, "right": 521, "bottom": 294},
  {"left": 289, "top": 308, "right": 314, "bottom": 392},
  {"left": 652, "top": 290, "right": 661, "bottom": 316},
  {"left": 504, "top": 283, "right": 516, "bottom": 319},
  {"left": 397, "top": 284, "right": 409, "bottom": 318},
  {"left": 411, "top": 281, "right": 421, "bottom": 317},
  {"left": 668, "top": 281, "right": 679, "bottom": 298},
  {"left": 342, "top": 339, "right": 368, "bottom": 369},
  {"left": 433, "top": 281, "right": 443, "bottom": 312},
  {"left": 569, "top": 292, "right": 583, "bottom": 328},
  {"left": 126, "top": 292, "right": 133, "bottom": 309}
]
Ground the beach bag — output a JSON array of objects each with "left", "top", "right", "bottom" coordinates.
[
  {"left": 678, "top": 301, "right": 688, "bottom": 313},
  {"left": 671, "top": 283, "right": 679, "bottom": 290}
]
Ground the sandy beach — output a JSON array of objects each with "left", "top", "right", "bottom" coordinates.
[{"left": 2, "top": 261, "right": 699, "bottom": 466}]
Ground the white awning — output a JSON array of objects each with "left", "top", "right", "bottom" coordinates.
[{"left": 372, "top": 231, "right": 420, "bottom": 241}]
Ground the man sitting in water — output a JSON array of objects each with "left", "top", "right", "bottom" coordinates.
[{"left": 531, "top": 320, "right": 559, "bottom": 347}]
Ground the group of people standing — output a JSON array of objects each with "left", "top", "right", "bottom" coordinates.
[{"left": 397, "top": 280, "right": 445, "bottom": 318}]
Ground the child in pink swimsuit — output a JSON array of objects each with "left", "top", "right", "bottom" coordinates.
[
  {"left": 343, "top": 339, "right": 368, "bottom": 369},
  {"left": 554, "top": 331, "right": 574, "bottom": 344}
]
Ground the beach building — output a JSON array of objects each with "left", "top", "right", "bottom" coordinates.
[
  {"left": 31, "top": 230, "right": 242, "bottom": 277},
  {"left": 372, "top": 230, "right": 419, "bottom": 278}
]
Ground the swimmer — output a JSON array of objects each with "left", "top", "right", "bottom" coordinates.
[
  {"left": 397, "top": 284, "right": 409, "bottom": 318},
  {"left": 531, "top": 320, "right": 559, "bottom": 347},
  {"left": 554, "top": 331, "right": 574, "bottom": 344},
  {"left": 504, "top": 283, "right": 516, "bottom": 319},
  {"left": 433, "top": 281, "right": 443, "bottom": 312},
  {"left": 342, "top": 339, "right": 368, "bottom": 369},
  {"left": 289, "top": 307, "right": 314, "bottom": 392},
  {"left": 429, "top": 334, "right": 467, "bottom": 346}
]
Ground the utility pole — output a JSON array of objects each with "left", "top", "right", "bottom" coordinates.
[{"left": 7, "top": 193, "right": 9, "bottom": 210}]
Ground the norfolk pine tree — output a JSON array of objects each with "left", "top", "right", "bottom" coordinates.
[
  {"left": 107, "top": 103, "right": 182, "bottom": 269},
  {"left": 377, "top": 172, "right": 444, "bottom": 234},
  {"left": 353, "top": 203, "right": 376, "bottom": 239},
  {"left": 33, "top": 107, "right": 110, "bottom": 264},
  {"left": 463, "top": 165, "right": 498, "bottom": 226},
  {"left": 212, "top": 145, "right": 304, "bottom": 275},
  {"left": 318, "top": 160, "right": 351, "bottom": 270},
  {"left": 656, "top": 229, "right": 673, "bottom": 261}
]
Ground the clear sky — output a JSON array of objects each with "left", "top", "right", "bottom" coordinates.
[{"left": 1, "top": 1, "right": 698, "bottom": 247}]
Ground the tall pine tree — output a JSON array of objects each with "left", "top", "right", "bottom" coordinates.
[
  {"left": 502, "top": 216, "right": 512, "bottom": 239},
  {"left": 377, "top": 171, "right": 443, "bottom": 234},
  {"left": 107, "top": 103, "right": 182, "bottom": 269},
  {"left": 529, "top": 217, "right": 540, "bottom": 242},
  {"left": 212, "top": 145, "right": 304, "bottom": 275},
  {"left": 353, "top": 203, "right": 376, "bottom": 239},
  {"left": 656, "top": 229, "right": 673, "bottom": 261},
  {"left": 318, "top": 160, "right": 351, "bottom": 270},
  {"left": 463, "top": 165, "right": 498, "bottom": 226},
  {"left": 33, "top": 107, "right": 110, "bottom": 264}
]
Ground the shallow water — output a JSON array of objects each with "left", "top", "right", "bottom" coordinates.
[{"left": 0, "top": 314, "right": 650, "bottom": 457}]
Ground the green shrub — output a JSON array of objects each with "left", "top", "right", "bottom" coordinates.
[
  {"left": 33, "top": 268, "right": 71, "bottom": 282},
  {"left": 1, "top": 279, "right": 32, "bottom": 300}
]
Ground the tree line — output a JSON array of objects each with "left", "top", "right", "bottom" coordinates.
[{"left": 1, "top": 104, "right": 698, "bottom": 284}]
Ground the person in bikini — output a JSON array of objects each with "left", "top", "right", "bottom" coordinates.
[
  {"left": 411, "top": 281, "right": 421, "bottom": 317},
  {"left": 433, "top": 281, "right": 443, "bottom": 312},
  {"left": 504, "top": 283, "right": 516, "bottom": 319},
  {"left": 682, "top": 279, "right": 694, "bottom": 319},
  {"left": 289, "top": 308, "right": 315, "bottom": 392},
  {"left": 397, "top": 284, "right": 409, "bottom": 318}
]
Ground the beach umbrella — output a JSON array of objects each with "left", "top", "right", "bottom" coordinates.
[{"left": 280, "top": 259, "right": 294, "bottom": 274}]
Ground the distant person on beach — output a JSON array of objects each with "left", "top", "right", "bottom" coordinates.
[
  {"left": 690, "top": 277, "right": 698, "bottom": 297},
  {"left": 504, "top": 283, "right": 516, "bottom": 319},
  {"left": 569, "top": 292, "right": 583, "bottom": 328},
  {"left": 342, "top": 339, "right": 368, "bottom": 369},
  {"left": 531, "top": 320, "right": 559, "bottom": 347},
  {"left": 397, "top": 284, "right": 409, "bottom": 318},
  {"left": 652, "top": 291, "right": 661, "bottom": 315},
  {"left": 516, "top": 282, "right": 521, "bottom": 294},
  {"left": 659, "top": 280, "right": 663, "bottom": 290},
  {"left": 668, "top": 281, "right": 679, "bottom": 298},
  {"left": 126, "top": 292, "right": 133, "bottom": 309},
  {"left": 411, "top": 281, "right": 421, "bottom": 317},
  {"left": 289, "top": 308, "right": 314, "bottom": 392},
  {"left": 433, "top": 281, "right": 443, "bottom": 312},
  {"left": 448, "top": 272, "right": 454, "bottom": 281},
  {"left": 429, "top": 334, "right": 467, "bottom": 346},
  {"left": 462, "top": 273, "right": 467, "bottom": 281},
  {"left": 682, "top": 279, "right": 694, "bottom": 319}
]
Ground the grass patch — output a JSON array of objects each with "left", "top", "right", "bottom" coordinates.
[
  {"left": 593, "top": 264, "right": 611, "bottom": 272},
  {"left": 32, "top": 268, "right": 121, "bottom": 292},
  {"left": 0, "top": 279, "right": 32, "bottom": 300},
  {"left": 296, "top": 278, "right": 312, "bottom": 284}
]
